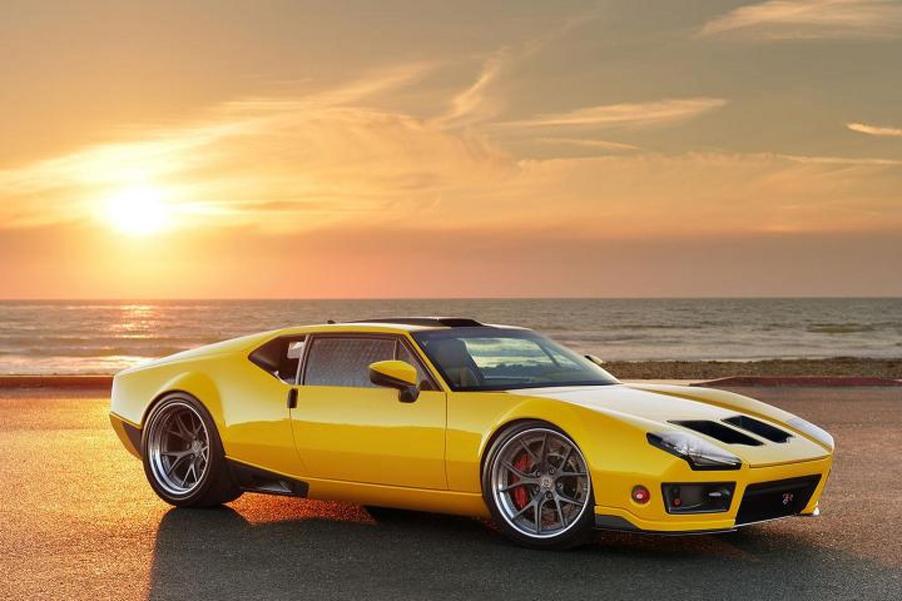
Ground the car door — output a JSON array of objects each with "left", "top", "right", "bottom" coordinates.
[
  {"left": 227, "top": 334, "right": 309, "bottom": 477},
  {"left": 290, "top": 334, "right": 447, "bottom": 490}
]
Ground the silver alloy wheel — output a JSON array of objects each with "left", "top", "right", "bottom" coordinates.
[
  {"left": 490, "top": 427, "right": 591, "bottom": 539},
  {"left": 147, "top": 401, "right": 211, "bottom": 496}
]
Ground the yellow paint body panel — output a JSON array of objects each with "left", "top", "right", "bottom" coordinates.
[
  {"left": 110, "top": 323, "right": 834, "bottom": 533},
  {"left": 291, "top": 385, "right": 447, "bottom": 489}
]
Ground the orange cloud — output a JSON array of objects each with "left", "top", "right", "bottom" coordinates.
[
  {"left": 701, "top": 0, "right": 902, "bottom": 40},
  {"left": 0, "top": 84, "right": 898, "bottom": 242},
  {"left": 435, "top": 50, "right": 510, "bottom": 128},
  {"left": 536, "top": 138, "right": 641, "bottom": 151},
  {"left": 847, "top": 122, "right": 902, "bottom": 137},
  {"left": 0, "top": 58, "right": 899, "bottom": 264},
  {"left": 498, "top": 98, "right": 727, "bottom": 129}
]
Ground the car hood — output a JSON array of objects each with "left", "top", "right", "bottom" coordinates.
[{"left": 508, "top": 384, "right": 830, "bottom": 467}]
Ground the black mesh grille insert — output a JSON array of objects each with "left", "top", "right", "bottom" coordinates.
[
  {"left": 724, "top": 415, "right": 793, "bottom": 443},
  {"left": 735, "top": 475, "right": 821, "bottom": 525},
  {"left": 670, "top": 420, "right": 764, "bottom": 446}
]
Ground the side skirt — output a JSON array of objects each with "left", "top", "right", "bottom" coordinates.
[{"left": 227, "top": 459, "right": 309, "bottom": 498}]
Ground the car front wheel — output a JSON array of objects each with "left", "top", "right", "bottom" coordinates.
[{"left": 483, "top": 421, "right": 595, "bottom": 549}]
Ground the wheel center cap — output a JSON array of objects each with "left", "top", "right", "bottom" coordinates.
[
  {"left": 539, "top": 475, "right": 554, "bottom": 490},
  {"left": 191, "top": 440, "right": 201, "bottom": 453}
]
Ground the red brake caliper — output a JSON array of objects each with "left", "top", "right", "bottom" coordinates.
[{"left": 512, "top": 451, "right": 531, "bottom": 509}]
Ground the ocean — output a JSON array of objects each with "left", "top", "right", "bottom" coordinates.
[{"left": 0, "top": 298, "right": 899, "bottom": 375}]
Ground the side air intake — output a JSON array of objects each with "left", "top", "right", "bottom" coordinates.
[
  {"left": 724, "top": 415, "right": 793, "bottom": 443},
  {"left": 670, "top": 420, "right": 764, "bottom": 446}
]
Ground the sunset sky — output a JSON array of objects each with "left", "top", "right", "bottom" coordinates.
[{"left": 1, "top": 0, "right": 901, "bottom": 298}]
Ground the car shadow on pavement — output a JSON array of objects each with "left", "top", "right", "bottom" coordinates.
[{"left": 146, "top": 501, "right": 900, "bottom": 601}]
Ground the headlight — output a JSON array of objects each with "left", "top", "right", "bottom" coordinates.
[
  {"left": 647, "top": 431, "right": 742, "bottom": 470},
  {"left": 787, "top": 417, "right": 834, "bottom": 450}
]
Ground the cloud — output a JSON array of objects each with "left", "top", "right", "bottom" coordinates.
[
  {"left": 233, "top": 62, "right": 434, "bottom": 114},
  {"left": 498, "top": 98, "right": 727, "bottom": 129},
  {"left": 434, "top": 8, "right": 602, "bottom": 128},
  {"left": 0, "top": 69, "right": 513, "bottom": 232},
  {"left": 847, "top": 122, "right": 902, "bottom": 137},
  {"left": 536, "top": 137, "right": 641, "bottom": 151},
  {"left": 700, "top": 0, "right": 902, "bottom": 40},
  {"left": 779, "top": 153, "right": 902, "bottom": 165},
  {"left": 1, "top": 64, "right": 897, "bottom": 249},
  {"left": 434, "top": 50, "right": 510, "bottom": 128},
  {"left": 0, "top": 106, "right": 511, "bottom": 231}
]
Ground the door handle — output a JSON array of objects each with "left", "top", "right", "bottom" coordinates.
[{"left": 287, "top": 388, "right": 298, "bottom": 409}]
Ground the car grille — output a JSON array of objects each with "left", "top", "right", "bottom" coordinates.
[{"left": 735, "top": 475, "right": 821, "bottom": 525}]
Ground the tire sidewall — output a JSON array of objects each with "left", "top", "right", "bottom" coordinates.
[
  {"left": 141, "top": 393, "right": 227, "bottom": 507},
  {"left": 482, "top": 420, "right": 595, "bottom": 549}
]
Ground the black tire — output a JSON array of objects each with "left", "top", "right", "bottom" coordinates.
[
  {"left": 482, "top": 420, "right": 595, "bottom": 550},
  {"left": 141, "top": 393, "right": 242, "bottom": 508}
]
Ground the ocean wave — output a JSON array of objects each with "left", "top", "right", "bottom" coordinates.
[
  {"left": 806, "top": 323, "right": 877, "bottom": 334},
  {"left": 0, "top": 345, "right": 194, "bottom": 358},
  {"left": 1, "top": 298, "right": 901, "bottom": 372}
]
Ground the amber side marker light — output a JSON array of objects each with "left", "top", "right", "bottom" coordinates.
[{"left": 631, "top": 485, "right": 651, "bottom": 504}]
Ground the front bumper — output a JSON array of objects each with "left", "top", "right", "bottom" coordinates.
[
  {"left": 110, "top": 412, "right": 143, "bottom": 459},
  {"left": 593, "top": 455, "right": 832, "bottom": 534}
]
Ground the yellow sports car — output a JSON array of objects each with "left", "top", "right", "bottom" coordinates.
[{"left": 110, "top": 317, "right": 834, "bottom": 549}]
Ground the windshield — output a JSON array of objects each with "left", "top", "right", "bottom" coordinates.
[{"left": 412, "top": 328, "right": 618, "bottom": 391}]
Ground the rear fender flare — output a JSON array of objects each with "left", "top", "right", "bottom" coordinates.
[{"left": 142, "top": 371, "right": 224, "bottom": 431}]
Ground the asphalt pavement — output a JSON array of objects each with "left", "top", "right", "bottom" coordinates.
[{"left": 1, "top": 386, "right": 900, "bottom": 600}]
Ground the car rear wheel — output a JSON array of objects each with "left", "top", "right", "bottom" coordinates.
[
  {"left": 142, "top": 393, "right": 242, "bottom": 507},
  {"left": 483, "top": 421, "right": 595, "bottom": 549}
]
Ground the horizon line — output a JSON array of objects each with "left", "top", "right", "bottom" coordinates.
[{"left": 0, "top": 295, "right": 900, "bottom": 302}]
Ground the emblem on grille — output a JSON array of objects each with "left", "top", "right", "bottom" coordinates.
[{"left": 781, "top": 492, "right": 794, "bottom": 505}]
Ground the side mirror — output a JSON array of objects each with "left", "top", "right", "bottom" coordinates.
[
  {"left": 368, "top": 360, "right": 420, "bottom": 403},
  {"left": 585, "top": 354, "right": 606, "bottom": 366}
]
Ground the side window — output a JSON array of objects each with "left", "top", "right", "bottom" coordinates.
[
  {"left": 396, "top": 342, "right": 434, "bottom": 390},
  {"left": 304, "top": 337, "right": 396, "bottom": 388},
  {"left": 249, "top": 335, "right": 306, "bottom": 383}
]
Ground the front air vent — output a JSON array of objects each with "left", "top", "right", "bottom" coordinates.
[
  {"left": 724, "top": 415, "right": 793, "bottom": 443},
  {"left": 670, "top": 420, "right": 763, "bottom": 446},
  {"left": 735, "top": 475, "right": 820, "bottom": 524}
]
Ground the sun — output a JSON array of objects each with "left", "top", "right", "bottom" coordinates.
[{"left": 105, "top": 186, "right": 172, "bottom": 236}]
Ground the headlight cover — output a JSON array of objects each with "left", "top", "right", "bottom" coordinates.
[
  {"left": 787, "top": 417, "right": 834, "bottom": 450},
  {"left": 647, "top": 431, "right": 742, "bottom": 470}
]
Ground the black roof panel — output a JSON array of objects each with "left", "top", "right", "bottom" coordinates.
[{"left": 347, "top": 317, "right": 485, "bottom": 328}]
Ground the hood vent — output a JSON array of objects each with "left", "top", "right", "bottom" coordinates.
[
  {"left": 670, "top": 420, "right": 764, "bottom": 446},
  {"left": 724, "top": 415, "right": 793, "bottom": 444}
]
